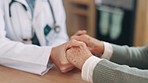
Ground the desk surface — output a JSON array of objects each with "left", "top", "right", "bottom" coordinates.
[{"left": 0, "top": 66, "right": 89, "bottom": 83}]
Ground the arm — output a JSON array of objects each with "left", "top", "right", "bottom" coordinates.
[
  {"left": 111, "top": 44, "right": 148, "bottom": 69},
  {"left": 66, "top": 41, "right": 148, "bottom": 83},
  {"left": 0, "top": 39, "right": 52, "bottom": 75},
  {"left": 0, "top": 1, "right": 75, "bottom": 74},
  {"left": 0, "top": 3, "right": 52, "bottom": 75},
  {"left": 93, "top": 59, "right": 148, "bottom": 83},
  {"left": 71, "top": 32, "right": 148, "bottom": 69}
]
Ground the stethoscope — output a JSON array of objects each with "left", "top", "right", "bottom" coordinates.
[{"left": 9, "top": 0, "right": 61, "bottom": 34}]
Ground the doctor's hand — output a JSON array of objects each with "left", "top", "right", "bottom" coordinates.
[
  {"left": 66, "top": 42, "right": 93, "bottom": 70},
  {"left": 71, "top": 31, "right": 104, "bottom": 57},
  {"left": 50, "top": 39, "right": 83, "bottom": 73}
]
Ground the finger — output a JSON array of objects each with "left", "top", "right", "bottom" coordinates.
[
  {"left": 79, "top": 42, "right": 87, "bottom": 49},
  {"left": 71, "top": 35, "right": 82, "bottom": 41},
  {"left": 60, "top": 65, "right": 74, "bottom": 73},
  {"left": 66, "top": 39, "right": 84, "bottom": 50},
  {"left": 71, "top": 35, "right": 87, "bottom": 44},
  {"left": 74, "top": 30, "right": 87, "bottom": 36}
]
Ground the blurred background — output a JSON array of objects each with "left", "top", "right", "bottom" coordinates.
[{"left": 63, "top": 0, "right": 148, "bottom": 46}]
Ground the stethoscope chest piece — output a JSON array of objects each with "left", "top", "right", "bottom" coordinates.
[{"left": 54, "top": 25, "right": 60, "bottom": 33}]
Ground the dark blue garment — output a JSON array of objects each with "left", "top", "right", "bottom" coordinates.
[
  {"left": 26, "top": 0, "right": 52, "bottom": 46},
  {"left": 26, "top": 0, "right": 35, "bottom": 16}
]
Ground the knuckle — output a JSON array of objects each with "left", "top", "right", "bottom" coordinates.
[
  {"left": 71, "top": 39, "right": 76, "bottom": 43},
  {"left": 70, "top": 35, "right": 75, "bottom": 39},
  {"left": 71, "top": 36, "right": 76, "bottom": 40},
  {"left": 85, "top": 34, "right": 89, "bottom": 38},
  {"left": 82, "top": 34, "right": 88, "bottom": 38},
  {"left": 80, "top": 42, "right": 86, "bottom": 46}
]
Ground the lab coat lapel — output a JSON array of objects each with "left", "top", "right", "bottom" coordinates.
[
  {"left": 33, "top": 0, "right": 46, "bottom": 46},
  {"left": 15, "top": 0, "right": 32, "bottom": 19},
  {"left": 9, "top": 0, "right": 32, "bottom": 41}
]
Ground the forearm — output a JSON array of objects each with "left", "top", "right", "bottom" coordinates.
[
  {"left": 111, "top": 44, "right": 148, "bottom": 69},
  {"left": 0, "top": 38, "right": 52, "bottom": 75},
  {"left": 81, "top": 56, "right": 148, "bottom": 83},
  {"left": 93, "top": 59, "right": 148, "bottom": 83},
  {"left": 81, "top": 56, "right": 102, "bottom": 82}
]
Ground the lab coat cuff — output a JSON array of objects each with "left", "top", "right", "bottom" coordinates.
[
  {"left": 40, "top": 46, "right": 52, "bottom": 66},
  {"left": 39, "top": 46, "right": 54, "bottom": 75},
  {"left": 40, "top": 61, "right": 54, "bottom": 75}
]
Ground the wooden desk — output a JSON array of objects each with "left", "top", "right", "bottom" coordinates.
[{"left": 0, "top": 66, "right": 89, "bottom": 83}]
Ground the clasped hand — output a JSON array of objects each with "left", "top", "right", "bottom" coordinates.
[
  {"left": 51, "top": 30, "right": 104, "bottom": 72},
  {"left": 51, "top": 39, "right": 92, "bottom": 72}
]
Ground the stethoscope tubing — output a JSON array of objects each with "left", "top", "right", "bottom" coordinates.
[
  {"left": 9, "top": 0, "right": 27, "bottom": 17},
  {"left": 9, "top": 0, "right": 57, "bottom": 25}
]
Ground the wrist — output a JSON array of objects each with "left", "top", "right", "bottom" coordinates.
[
  {"left": 79, "top": 54, "right": 93, "bottom": 70},
  {"left": 93, "top": 41, "right": 104, "bottom": 57},
  {"left": 50, "top": 48, "right": 54, "bottom": 61},
  {"left": 98, "top": 41, "right": 105, "bottom": 55}
]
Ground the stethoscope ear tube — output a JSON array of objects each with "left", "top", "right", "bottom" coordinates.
[{"left": 9, "top": 0, "right": 27, "bottom": 17}]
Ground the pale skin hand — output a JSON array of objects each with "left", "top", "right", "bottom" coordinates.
[
  {"left": 50, "top": 39, "right": 83, "bottom": 73},
  {"left": 71, "top": 30, "right": 105, "bottom": 57},
  {"left": 66, "top": 42, "right": 93, "bottom": 70}
]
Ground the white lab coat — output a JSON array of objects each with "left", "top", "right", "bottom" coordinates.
[{"left": 0, "top": 0, "right": 68, "bottom": 75}]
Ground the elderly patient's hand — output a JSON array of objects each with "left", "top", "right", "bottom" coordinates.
[
  {"left": 71, "top": 30, "right": 104, "bottom": 57},
  {"left": 50, "top": 40, "right": 83, "bottom": 73},
  {"left": 66, "top": 42, "right": 93, "bottom": 70}
]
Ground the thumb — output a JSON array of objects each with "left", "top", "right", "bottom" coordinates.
[{"left": 66, "top": 39, "right": 84, "bottom": 50}]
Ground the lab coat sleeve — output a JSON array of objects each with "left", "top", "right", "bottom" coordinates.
[
  {"left": 0, "top": 4, "right": 53, "bottom": 75},
  {"left": 50, "top": 0, "right": 69, "bottom": 47}
]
